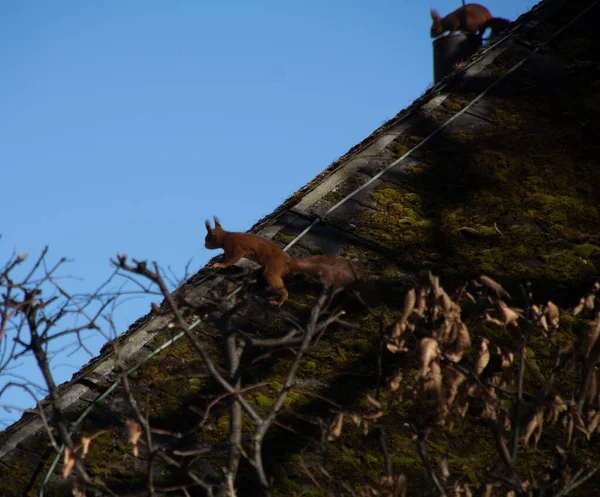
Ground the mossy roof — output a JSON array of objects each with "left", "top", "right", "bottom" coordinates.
[{"left": 3, "top": 0, "right": 600, "bottom": 495}]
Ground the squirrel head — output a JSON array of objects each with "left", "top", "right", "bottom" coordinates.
[
  {"left": 204, "top": 216, "right": 225, "bottom": 249},
  {"left": 430, "top": 8, "right": 443, "bottom": 37}
]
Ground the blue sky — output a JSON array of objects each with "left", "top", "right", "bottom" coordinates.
[{"left": 0, "top": 0, "right": 536, "bottom": 425}]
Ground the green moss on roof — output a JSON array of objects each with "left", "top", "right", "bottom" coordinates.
[{"left": 350, "top": 59, "right": 600, "bottom": 288}]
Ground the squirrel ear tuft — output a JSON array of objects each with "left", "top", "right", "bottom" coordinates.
[
  {"left": 205, "top": 219, "right": 212, "bottom": 232},
  {"left": 213, "top": 215, "right": 221, "bottom": 228},
  {"left": 430, "top": 8, "right": 439, "bottom": 20}
]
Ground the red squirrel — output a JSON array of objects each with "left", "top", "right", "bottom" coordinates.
[
  {"left": 204, "top": 217, "right": 359, "bottom": 306},
  {"left": 430, "top": 3, "right": 492, "bottom": 38}
]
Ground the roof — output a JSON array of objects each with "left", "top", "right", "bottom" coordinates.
[{"left": 3, "top": 0, "right": 600, "bottom": 494}]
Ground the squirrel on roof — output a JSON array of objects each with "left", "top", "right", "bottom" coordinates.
[
  {"left": 430, "top": 3, "right": 510, "bottom": 39},
  {"left": 204, "top": 216, "right": 360, "bottom": 306}
]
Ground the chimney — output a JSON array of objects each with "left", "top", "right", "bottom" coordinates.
[{"left": 433, "top": 34, "right": 482, "bottom": 83}]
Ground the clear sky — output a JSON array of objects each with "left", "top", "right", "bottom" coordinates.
[{"left": 0, "top": 0, "right": 537, "bottom": 425}]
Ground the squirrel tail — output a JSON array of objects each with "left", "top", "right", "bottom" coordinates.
[{"left": 286, "top": 255, "right": 359, "bottom": 287}]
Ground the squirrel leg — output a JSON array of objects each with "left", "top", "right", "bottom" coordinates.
[
  {"left": 270, "top": 288, "right": 289, "bottom": 306},
  {"left": 264, "top": 271, "right": 288, "bottom": 306},
  {"left": 212, "top": 253, "right": 242, "bottom": 269}
]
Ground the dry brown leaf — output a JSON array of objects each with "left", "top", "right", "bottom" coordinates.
[
  {"left": 126, "top": 418, "right": 142, "bottom": 457},
  {"left": 386, "top": 341, "right": 408, "bottom": 354},
  {"left": 389, "top": 372, "right": 403, "bottom": 392},
  {"left": 363, "top": 410, "right": 385, "bottom": 421},
  {"left": 80, "top": 436, "right": 91, "bottom": 459},
  {"left": 380, "top": 475, "right": 393, "bottom": 487},
  {"left": 63, "top": 446, "right": 76, "bottom": 479},
  {"left": 429, "top": 272, "right": 442, "bottom": 297},
  {"left": 446, "top": 323, "right": 471, "bottom": 363},
  {"left": 531, "top": 305, "right": 547, "bottom": 331},
  {"left": 445, "top": 369, "right": 466, "bottom": 405},
  {"left": 400, "top": 288, "right": 416, "bottom": 324},
  {"left": 498, "top": 301, "right": 520, "bottom": 326},
  {"left": 394, "top": 474, "right": 407, "bottom": 497},
  {"left": 560, "top": 340, "right": 573, "bottom": 356},
  {"left": 501, "top": 348, "right": 514, "bottom": 369},
  {"left": 548, "top": 395, "right": 568, "bottom": 424},
  {"left": 418, "top": 337, "right": 440, "bottom": 378},
  {"left": 441, "top": 291, "right": 453, "bottom": 313},
  {"left": 489, "top": 372, "right": 502, "bottom": 388},
  {"left": 362, "top": 420, "right": 369, "bottom": 435},
  {"left": 586, "top": 410, "right": 600, "bottom": 435},
  {"left": 414, "top": 287, "right": 428, "bottom": 317},
  {"left": 501, "top": 409, "right": 512, "bottom": 431},
  {"left": 539, "top": 315, "right": 549, "bottom": 332},
  {"left": 437, "top": 318, "right": 453, "bottom": 343},
  {"left": 390, "top": 322, "right": 404, "bottom": 340},
  {"left": 480, "top": 275, "right": 510, "bottom": 299},
  {"left": 386, "top": 343, "right": 400, "bottom": 354},
  {"left": 467, "top": 383, "right": 481, "bottom": 398},
  {"left": 437, "top": 402, "right": 450, "bottom": 427},
  {"left": 328, "top": 413, "right": 344, "bottom": 440},
  {"left": 475, "top": 338, "right": 490, "bottom": 375},
  {"left": 362, "top": 485, "right": 377, "bottom": 497},
  {"left": 422, "top": 361, "right": 443, "bottom": 400},
  {"left": 546, "top": 301, "right": 560, "bottom": 328},
  {"left": 453, "top": 483, "right": 467, "bottom": 497},
  {"left": 447, "top": 320, "right": 460, "bottom": 344},
  {"left": 574, "top": 422, "right": 590, "bottom": 440},
  {"left": 572, "top": 409, "right": 585, "bottom": 428},
  {"left": 351, "top": 414, "right": 362, "bottom": 426},
  {"left": 532, "top": 411, "right": 544, "bottom": 448},
  {"left": 72, "top": 488, "right": 86, "bottom": 497},
  {"left": 431, "top": 302, "right": 441, "bottom": 322},
  {"left": 482, "top": 398, "right": 497, "bottom": 420},
  {"left": 366, "top": 394, "right": 382, "bottom": 409},
  {"left": 565, "top": 413, "right": 574, "bottom": 448},
  {"left": 483, "top": 483, "right": 498, "bottom": 497},
  {"left": 573, "top": 297, "right": 585, "bottom": 316},
  {"left": 523, "top": 415, "right": 540, "bottom": 440},
  {"left": 586, "top": 294, "right": 596, "bottom": 311},
  {"left": 582, "top": 312, "right": 600, "bottom": 358},
  {"left": 484, "top": 313, "right": 504, "bottom": 327},
  {"left": 439, "top": 456, "right": 450, "bottom": 480},
  {"left": 455, "top": 392, "right": 469, "bottom": 417}
]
